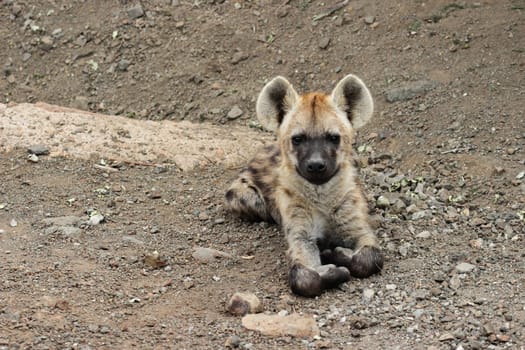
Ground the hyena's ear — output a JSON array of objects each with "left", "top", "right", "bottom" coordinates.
[
  {"left": 256, "top": 76, "right": 299, "bottom": 132},
  {"left": 331, "top": 74, "right": 374, "bottom": 129}
]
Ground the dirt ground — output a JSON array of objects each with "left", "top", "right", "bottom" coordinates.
[{"left": 1, "top": 0, "right": 525, "bottom": 349}]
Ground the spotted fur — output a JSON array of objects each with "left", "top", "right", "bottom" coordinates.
[{"left": 225, "top": 74, "right": 383, "bottom": 297}]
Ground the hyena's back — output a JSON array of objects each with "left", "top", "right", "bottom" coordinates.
[{"left": 225, "top": 144, "right": 281, "bottom": 224}]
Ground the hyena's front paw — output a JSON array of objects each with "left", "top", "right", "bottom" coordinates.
[
  {"left": 289, "top": 263, "right": 350, "bottom": 297},
  {"left": 322, "top": 246, "right": 383, "bottom": 278}
]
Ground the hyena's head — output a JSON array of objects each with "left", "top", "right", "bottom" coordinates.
[{"left": 256, "top": 74, "right": 374, "bottom": 185}]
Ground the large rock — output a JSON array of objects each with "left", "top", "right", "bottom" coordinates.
[
  {"left": 241, "top": 313, "right": 320, "bottom": 338},
  {"left": 0, "top": 102, "right": 272, "bottom": 171},
  {"left": 226, "top": 292, "right": 263, "bottom": 316}
]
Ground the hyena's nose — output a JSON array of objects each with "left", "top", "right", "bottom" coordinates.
[{"left": 307, "top": 160, "right": 327, "bottom": 173}]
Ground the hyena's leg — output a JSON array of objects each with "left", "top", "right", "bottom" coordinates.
[
  {"left": 225, "top": 170, "right": 270, "bottom": 222},
  {"left": 323, "top": 190, "right": 383, "bottom": 278},
  {"left": 284, "top": 209, "right": 350, "bottom": 297}
]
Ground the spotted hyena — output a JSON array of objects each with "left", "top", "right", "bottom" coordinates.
[{"left": 225, "top": 74, "right": 383, "bottom": 297}]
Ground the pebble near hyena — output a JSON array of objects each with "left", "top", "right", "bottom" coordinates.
[{"left": 225, "top": 74, "right": 383, "bottom": 297}]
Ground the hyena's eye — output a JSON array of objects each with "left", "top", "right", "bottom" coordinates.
[
  {"left": 327, "top": 134, "right": 341, "bottom": 145},
  {"left": 291, "top": 135, "right": 305, "bottom": 146}
]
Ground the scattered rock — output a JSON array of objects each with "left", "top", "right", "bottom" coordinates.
[
  {"left": 224, "top": 335, "right": 242, "bottom": 348},
  {"left": 385, "top": 80, "right": 437, "bottom": 102},
  {"left": 192, "top": 247, "right": 232, "bottom": 263},
  {"left": 144, "top": 251, "right": 168, "bottom": 269},
  {"left": 231, "top": 52, "right": 249, "bottom": 65},
  {"left": 42, "top": 216, "right": 83, "bottom": 227},
  {"left": 127, "top": 4, "right": 144, "bottom": 19},
  {"left": 375, "top": 195, "right": 390, "bottom": 209},
  {"left": 88, "top": 213, "right": 105, "bottom": 225},
  {"left": 416, "top": 230, "right": 431, "bottom": 239},
  {"left": 318, "top": 37, "right": 331, "bottom": 50},
  {"left": 455, "top": 262, "right": 475, "bottom": 273},
  {"left": 439, "top": 333, "right": 455, "bottom": 341},
  {"left": 411, "top": 210, "right": 430, "bottom": 220},
  {"left": 241, "top": 313, "right": 320, "bottom": 338},
  {"left": 122, "top": 235, "right": 145, "bottom": 245},
  {"left": 227, "top": 292, "right": 263, "bottom": 316},
  {"left": 10, "top": 219, "right": 17, "bottom": 227},
  {"left": 364, "top": 16, "right": 375, "bottom": 24},
  {"left": 363, "top": 288, "right": 375, "bottom": 301},
  {"left": 40, "top": 36, "right": 54, "bottom": 51},
  {"left": 28, "top": 144, "right": 50, "bottom": 155},
  {"left": 449, "top": 275, "right": 461, "bottom": 290},
  {"left": 227, "top": 105, "right": 244, "bottom": 120},
  {"left": 117, "top": 59, "right": 131, "bottom": 71},
  {"left": 28, "top": 154, "right": 39, "bottom": 162}
]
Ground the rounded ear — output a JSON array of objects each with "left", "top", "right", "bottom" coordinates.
[
  {"left": 331, "top": 74, "right": 374, "bottom": 129},
  {"left": 256, "top": 76, "right": 298, "bottom": 132}
]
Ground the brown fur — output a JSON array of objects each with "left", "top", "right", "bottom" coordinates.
[{"left": 225, "top": 75, "right": 383, "bottom": 297}]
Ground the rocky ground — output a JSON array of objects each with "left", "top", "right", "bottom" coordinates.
[{"left": 1, "top": 0, "right": 525, "bottom": 349}]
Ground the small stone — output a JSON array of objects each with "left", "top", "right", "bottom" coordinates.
[
  {"left": 375, "top": 195, "right": 390, "bottom": 209},
  {"left": 449, "top": 275, "right": 461, "bottom": 290},
  {"left": 411, "top": 210, "right": 429, "bottom": 220},
  {"left": 439, "top": 333, "right": 455, "bottom": 341},
  {"left": 469, "top": 238, "right": 483, "bottom": 249},
  {"left": 398, "top": 243, "right": 409, "bottom": 257},
  {"left": 364, "top": 16, "right": 375, "bottom": 24},
  {"left": 516, "top": 171, "right": 525, "bottom": 179},
  {"left": 455, "top": 262, "right": 475, "bottom": 273},
  {"left": 227, "top": 292, "right": 263, "bottom": 316},
  {"left": 117, "top": 59, "right": 130, "bottom": 71},
  {"left": 416, "top": 230, "right": 431, "bottom": 239},
  {"left": 496, "top": 334, "right": 510, "bottom": 342},
  {"left": 192, "top": 247, "right": 232, "bottom": 263},
  {"left": 231, "top": 52, "right": 249, "bottom": 65},
  {"left": 28, "top": 154, "right": 39, "bottom": 162},
  {"left": 149, "top": 191, "right": 162, "bottom": 199},
  {"left": 318, "top": 37, "right": 331, "bottom": 50},
  {"left": 363, "top": 288, "right": 375, "bottom": 301},
  {"left": 483, "top": 323, "right": 495, "bottom": 335},
  {"left": 52, "top": 28, "right": 63, "bottom": 38},
  {"left": 198, "top": 212, "right": 210, "bottom": 221},
  {"left": 127, "top": 4, "right": 144, "bottom": 19},
  {"left": 385, "top": 284, "right": 397, "bottom": 290},
  {"left": 385, "top": 80, "right": 437, "bottom": 103},
  {"left": 22, "top": 52, "right": 31, "bottom": 61},
  {"left": 28, "top": 144, "right": 50, "bottom": 155},
  {"left": 225, "top": 335, "right": 242, "bottom": 348},
  {"left": 143, "top": 251, "right": 168, "bottom": 269},
  {"left": 493, "top": 166, "right": 505, "bottom": 175},
  {"left": 227, "top": 105, "right": 244, "bottom": 120},
  {"left": 506, "top": 148, "right": 516, "bottom": 155},
  {"left": 10, "top": 219, "right": 17, "bottom": 227},
  {"left": 276, "top": 6, "right": 289, "bottom": 18},
  {"left": 241, "top": 313, "right": 320, "bottom": 338},
  {"left": 88, "top": 213, "right": 105, "bottom": 225},
  {"left": 40, "top": 36, "right": 54, "bottom": 51},
  {"left": 122, "top": 235, "right": 145, "bottom": 245}
]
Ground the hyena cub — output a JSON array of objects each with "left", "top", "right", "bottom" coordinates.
[{"left": 225, "top": 74, "right": 383, "bottom": 297}]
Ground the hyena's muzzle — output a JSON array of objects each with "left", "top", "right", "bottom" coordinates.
[{"left": 292, "top": 134, "right": 340, "bottom": 185}]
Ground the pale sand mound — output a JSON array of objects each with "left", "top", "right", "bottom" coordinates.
[{"left": 0, "top": 102, "right": 273, "bottom": 171}]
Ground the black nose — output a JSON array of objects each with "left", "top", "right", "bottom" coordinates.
[{"left": 306, "top": 160, "right": 327, "bottom": 173}]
